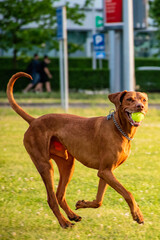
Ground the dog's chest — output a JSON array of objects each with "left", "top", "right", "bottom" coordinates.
[{"left": 116, "top": 143, "right": 131, "bottom": 167}]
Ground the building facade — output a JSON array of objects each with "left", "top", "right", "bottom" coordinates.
[{"left": 0, "top": 0, "right": 158, "bottom": 58}]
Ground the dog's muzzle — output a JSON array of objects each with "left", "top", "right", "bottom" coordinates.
[{"left": 125, "top": 111, "right": 144, "bottom": 127}]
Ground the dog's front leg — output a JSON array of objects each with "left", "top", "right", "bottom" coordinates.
[
  {"left": 75, "top": 178, "right": 108, "bottom": 209},
  {"left": 98, "top": 169, "right": 144, "bottom": 224}
]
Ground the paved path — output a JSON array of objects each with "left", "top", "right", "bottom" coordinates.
[{"left": 1, "top": 102, "right": 160, "bottom": 109}]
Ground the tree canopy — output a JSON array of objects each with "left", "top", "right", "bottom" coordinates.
[{"left": 0, "top": 0, "right": 93, "bottom": 67}]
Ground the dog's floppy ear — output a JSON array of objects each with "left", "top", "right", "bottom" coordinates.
[{"left": 108, "top": 90, "right": 127, "bottom": 109}]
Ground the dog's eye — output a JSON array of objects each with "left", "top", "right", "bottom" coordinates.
[
  {"left": 143, "top": 99, "right": 146, "bottom": 102},
  {"left": 127, "top": 98, "right": 133, "bottom": 102}
]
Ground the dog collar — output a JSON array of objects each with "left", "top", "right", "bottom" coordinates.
[{"left": 107, "top": 111, "right": 134, "bottom": 141}]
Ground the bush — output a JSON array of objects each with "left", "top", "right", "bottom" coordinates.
[
  {"left": 69, "top": 69, "right": 109, "bottom": 90},
  {"left": 0, "top": 57, "right": 108, "bottom": 70},
  {"left": 0, "top": 69, "right": 109, "bottom": 92},
  {"left": 1, "top": 57, "right": 160, "bottom": 92},
  {"left": 0, "top": 69, "right": 30, "bottom": 91},
  {"left": 136, "top": 70, "right": 160, "bottom": 92},
  {"left": 135, "top": 58, "right": 160, "bottom": 68}
]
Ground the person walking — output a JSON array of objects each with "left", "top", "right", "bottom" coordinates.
[
  {"left": 35, "top": 55, "right": 52, "bottom": 92},
  {"left": 23, "top": 53, "right": 40, "bottom": 93}
]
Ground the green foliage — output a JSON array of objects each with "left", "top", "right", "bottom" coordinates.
[
  {"left": 1, "top": 57, "right": 160, "bottom": 92},
  {"left": 0, "top": 0, "right": 93, "bottom": 66},
  {"left": 150, "top": 0, "right": 160, "bottom": 26},
  {"left": 135, "top": 57, "right": 160, "bottom": 68},
  {"left": 0, "top": 0, "right": 57, "bottom": 62},
  {"left": 149, "top": 0, "right": 160, "bottom": 53},
  {"left": 0, "top": 57, "right": 109, "bottom": 92},
  {"left": 136, "top": 70, "right": 160, "bottom": 92},
  {"left": 69, "top": 69, "right": 109, "bottom": 89},
  {"left": 0, "top": 106, "right": 160, "bottom": 239},
  {"left": 0, "top": 68, "right": 109, "bottom": 91},
  {"left": 0, "top": 57, "right": 108, "bottom": 70}
]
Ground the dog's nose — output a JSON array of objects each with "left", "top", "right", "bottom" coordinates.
[{"left": 136, "top": 103, "right": 144, "bottom": 110}]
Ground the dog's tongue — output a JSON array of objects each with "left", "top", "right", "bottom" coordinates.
[{"left": 130, "top": 119, "right": 141, "bottom": 127}]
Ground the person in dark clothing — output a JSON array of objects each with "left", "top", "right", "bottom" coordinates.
[
  {"left": 23, "top": 53, "right": 40, "bottom": 93},
  {"left": 35, "top": 55, "right": 52, "bottom": 92}
]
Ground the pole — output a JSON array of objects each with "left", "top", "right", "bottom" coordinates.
[
  {"left": 63, "top": 6, "right": 69, "bottom": 111},
  {"left": 123, "top": 0, "right": 135, "bottom": 91},
  {"left": 59, "top": 40, "right": 64, "bottom": 108},
  {"left": 109, "top": 30, "right": 122, "bottom": 93},
  {"left": 57, "top": 6, "right": 69, "bottom": 111},
  {"left": 92, "top": 4, "right": 97, "bottom": 69},
  {"left": 109, "top": 30, "right": 115, "bottom": 93},
  {"left": 99, "top": 59, "right": 103, "bottom": 69}
]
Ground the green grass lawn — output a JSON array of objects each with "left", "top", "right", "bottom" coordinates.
[{"left": 0, "top": 105, "right": 160, "bottom": 240}]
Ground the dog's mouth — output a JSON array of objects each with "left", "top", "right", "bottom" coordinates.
[{"left": 125, "top": 111, "right": 145, "bottom": 127}]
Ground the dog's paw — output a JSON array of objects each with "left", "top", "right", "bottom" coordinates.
[
  {"left": 75, "top": 200, "right": 87, "bottom": 210},
  {"left": 68, "top": 215, "right": 82, "bottom": 222},
  {"left": 60, "top": 220, "right": 75, "bottom": 229},
  {"left": 59, "top": 216, "right": 75, "bottom": 229},
  {"left": 131, "top": 205, "right": 144, "bottom": 224},
  {"left": 75, "top": 199, "right": 101, "bottom": 209}
]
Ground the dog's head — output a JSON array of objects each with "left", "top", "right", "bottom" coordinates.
[{"left": 108, "top": 91, "right": 148, "bottom": 127}]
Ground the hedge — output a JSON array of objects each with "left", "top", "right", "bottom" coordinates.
[
  {"left": 0, "top": 57, "right": 108, "bottom": 70},
  {"left": 1, "top": 57, "right": 160, "bottom": 92},
  {"left": 135, "top": 70, "right": 160, "bottom": 92},
  {"left": 135, "top": 58, "right": 160, "bottom": 68},
  {"left": 0, "top": 57, "right": 160, "bottom": 70},
  {"left": 2, "top": 68, "right": 160, "bottom": 92},
  {"left": 0, "top": 69, "right": 109, "bottom": 92}
]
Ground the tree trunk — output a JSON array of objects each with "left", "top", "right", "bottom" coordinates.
[{"left": 13, "top": 48, "right": 17, "bottom": 69}]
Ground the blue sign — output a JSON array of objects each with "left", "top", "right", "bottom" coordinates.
[
  {"left": 56, "top": 7, "right": 63, "bottom": 40},
  {"left": 96, "top": 52, "right": 106, "bottom": 59},
  {"left": 93, "top": 34, "right": 105, "bottom": 52}
]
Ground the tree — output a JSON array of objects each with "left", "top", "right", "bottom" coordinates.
[
  {"left": 149, "top": 0, "right": 160, "bottom": 54},
  {"left": 0, "top": 0, "right": 93, "bottom": 67}
]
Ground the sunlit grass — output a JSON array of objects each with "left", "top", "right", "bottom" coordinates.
[{"left": 0, "top": 106, "right": 160, "bottom": 240}]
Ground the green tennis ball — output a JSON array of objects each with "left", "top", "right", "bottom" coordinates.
[{"left": 131, "top": 112, "right": 144, "bottom": 122}]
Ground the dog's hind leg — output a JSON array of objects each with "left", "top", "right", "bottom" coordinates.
[
  {"left": 24, "top": 135, "right": 74, "bottom": 229},
  {"left": 33, "top": 157, "right": 74, "bottom": 228},
  {"left": 75, "top": 178, "right": 108, "bottom": 209},
  {"left": 53, "top": 154, "right": 82, "bottom": 222}
]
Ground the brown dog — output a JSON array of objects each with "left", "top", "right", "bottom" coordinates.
[{"left": 7, "top": 72, "right": 148, "bottom": 228}]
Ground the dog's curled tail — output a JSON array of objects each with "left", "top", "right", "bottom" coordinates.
[{"left": 7, "top": 72, "right": 35, "bottom": 124}]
